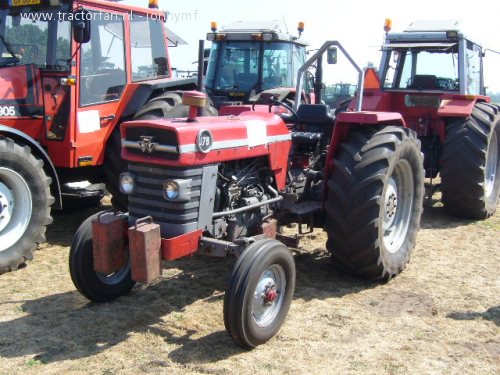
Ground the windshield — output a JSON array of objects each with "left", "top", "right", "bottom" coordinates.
[
  {"left": 383, "top": 45, "right": 460, "bottom": 91},
  {"left": 0, "top": 6, "right": 71, "bottom": 69},
  {"left": 206, "top": 41, "right": 298, "bottom": 93}
]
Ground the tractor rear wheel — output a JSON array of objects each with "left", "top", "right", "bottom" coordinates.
[
  {"left": 69, "top": 211, "right": 135, "bottom": 302},
  {"left": 440, "top": 103, "right": 500, "bottom": 219},
  {"left": 103, "top": 92, "right": 217, "bottom": 211},
  {"left": 224, "top": 239, "right": 295, "bottom": 348},
  {"left": 324, "top": 126, "right": 424, "bottom": 280},
  {"left": 0, "top": 138, "right": 53, "bottom": 274}
]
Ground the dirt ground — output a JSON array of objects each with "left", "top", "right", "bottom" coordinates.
[{"left": 0, "top": 193, "right": 498, "bottom": 375}]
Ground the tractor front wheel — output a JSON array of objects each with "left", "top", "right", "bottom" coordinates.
[
  {"left": 440, "top": 103, "right": 500, "bottom": 219},
  {"left": 324, "top": 126, "right": 424, "bottom": 280},
  {"left": 224, "top": 239, "right": 296, "bottom": 348},
  {"left": 69, "top": 212, "right": 135, "bottom": 302},
  {"left": 0, "top": 138, "right": 53, "bottom": 274}
]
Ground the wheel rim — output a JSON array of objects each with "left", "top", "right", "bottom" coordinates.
[
  {"left": 0, "top": 168, "right": 32, "bottom": 252},
  {"left": 382, "top": 160, "right": 414, "bottom": 254},
  {"left": 96, "top": 260, "right": 131, "bottom": 285},
  {"left": 252, "top": 264, "right": 286, "bottom": 327},
  {"left": 485, "top": 130, "right": 499, "bottom": 198}
]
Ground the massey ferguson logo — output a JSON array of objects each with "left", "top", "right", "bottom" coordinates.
[{"left": 138, "top": 136, "right": 157, "bottom": 153}]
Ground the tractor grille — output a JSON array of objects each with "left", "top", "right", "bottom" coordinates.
[
  {"left": 127, "top": 162, "right": 203, "bottom": 237},
  {"left": 123, "top": 127, "right": 179, "bottom": 160}
]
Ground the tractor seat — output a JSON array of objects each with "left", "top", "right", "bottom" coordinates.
[
  {"left": 296, "top": 104, "right": 335, "bottom": 126},
  {"left": 408, "top": 75, "right": 439, "bottom": 90}
]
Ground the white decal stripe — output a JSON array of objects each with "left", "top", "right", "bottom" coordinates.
[{"left": 178, "top": 133, "right": 291, "bottom": 154}]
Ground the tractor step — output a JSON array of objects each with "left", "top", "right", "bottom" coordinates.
[{"left": 290, "top": 201, "right": 322, "bottom": 234}]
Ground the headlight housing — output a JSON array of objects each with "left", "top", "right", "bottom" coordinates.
[
  {"left": 164, "top": 181, "right": 179, "bottom": 200},
  {"left": 119, "top": 172, "right": 136, "bottom": 195}
]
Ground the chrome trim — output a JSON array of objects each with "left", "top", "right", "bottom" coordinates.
[{"left": 122, "top": 139, "right": 178, "bottom": 154}]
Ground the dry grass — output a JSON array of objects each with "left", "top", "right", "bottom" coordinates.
[{"left": 0, "top": 195, "right": 498, "bottom": 374}]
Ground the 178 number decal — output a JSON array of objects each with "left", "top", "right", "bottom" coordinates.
[{"left": 0, "top": 106, "right": 16, "bottom": 117}]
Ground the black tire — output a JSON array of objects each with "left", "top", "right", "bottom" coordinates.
[
  {"left": 103, "top": 128, "right": 127, "bottom": 211},
  {"left": 69, "top": 211, "right": 135, "bottom": 302},
  {"left": 440, "top": 103, "right": 500, "bottom": 219},
  {"left": 224, "top": 239, "right": 296, "bottom": 349},
  {"left": 324, "top": 126, "right": 424, "bottom": 280},
  {"left": 0, "top": 138, "right": 53, "bottom": 274},
  {"left": 103, "top": 92, "right": 217, "bottom": 211}
]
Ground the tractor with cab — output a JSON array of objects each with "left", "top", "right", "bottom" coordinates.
[
  {"left": 369, "top": 20, "right": 500, "bottom": 219},
  {"left": 0, "top": 0, "right": 215, "bottom": 274},
  {"left": 203, "top": 20, "right": 311, "bottom": 115}
]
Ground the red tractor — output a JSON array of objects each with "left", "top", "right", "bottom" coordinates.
[
  {"left": 0, "top": 0, "right": 214, "bottom": 273},
  {"left": 69, "top": 41, "right": 425, "bottom": 348},
  {"left": 371, "top": 20, "right": 500, "bottom": 218}
]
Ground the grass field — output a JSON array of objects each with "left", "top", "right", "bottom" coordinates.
[{"left": 0, "top": 194, "right": 498, "bottom": 374}]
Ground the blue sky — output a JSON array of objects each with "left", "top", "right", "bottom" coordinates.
[{"left": 124, "top": 0, "right": 500, "bottom": 92}]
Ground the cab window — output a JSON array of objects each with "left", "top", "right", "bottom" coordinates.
[
  {"left": 79, "top": 11, "right": 126, "bottom": 106},
  {"left": 130, "top": 15, "right": 169, "bottom": 81}
]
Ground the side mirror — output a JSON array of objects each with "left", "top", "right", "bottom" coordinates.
[
  {"left": 327, "top": 47, "right": 337, "bottom": 64},
  {"left": 72, "top": 9, "right": 91, "bottom": 44}
]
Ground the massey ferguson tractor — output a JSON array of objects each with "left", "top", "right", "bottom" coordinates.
[
  {"left": 69, "top": 41, "right": 425, "bottom": 348},
  {"left": 203, "top": 20, "right": 310, "bottom": 114},
  {"left": 371, "top": 20, "right": 500, "bottom": 219},
  {"left": 0, "top": 0, "right": 215, "bottom": 273}
]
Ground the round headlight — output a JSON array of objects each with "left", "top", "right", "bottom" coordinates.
[
  {"left": 120, "top": 173, "right": 136, "bottom": 195},
  {"left": 164, "top": 181, "right": 179, "bottom": 200}
]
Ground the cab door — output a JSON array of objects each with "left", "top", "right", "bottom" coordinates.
[{"left": 73, "top": 6, "right": 128, "bottom": 168}]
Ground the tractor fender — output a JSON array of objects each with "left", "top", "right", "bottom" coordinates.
[
  {"left": 0, "top": 125, "right": 62, "bottom": 209},
  {"left": 331, "top": 111, "right": 406, "bottom": 155},
  {"left": 437, "top": 98, "right": 478, "bottom": 118},
  {"left": 324, "top": 111, "right": 407, "bottom": 181}
]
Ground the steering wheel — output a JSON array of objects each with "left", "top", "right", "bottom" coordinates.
[{"left": 268, "top": 98, "right": 298, "bottom": 117}]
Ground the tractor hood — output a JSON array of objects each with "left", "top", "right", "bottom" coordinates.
[{"left": 120, "top": 111, "right": 292, "bottom": 188}]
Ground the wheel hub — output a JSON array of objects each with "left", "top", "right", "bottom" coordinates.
[
  {"left": 383, "top": 179, "right": 398, "bottom": 229},
  {"left": 0, "top": 182, "right": 14, "bottom": 233},
  {"left": 263, "top": 285, "right": 278, "bottom": 304},
  {"left": 382, "top": 161, "right": 414, "bottom": 254},
  {"left": 252, "top": 266, "right": 286, "bottom": 327},
  {"left": 0, "top": 168, "right": 32, "bottom": 252}
]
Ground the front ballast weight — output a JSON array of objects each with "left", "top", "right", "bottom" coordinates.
[{"left": 69, "top": 210, "right": 294, "bottom": 348}]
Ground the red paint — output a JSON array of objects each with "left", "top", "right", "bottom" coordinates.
[
  {"left": 161, "top": 230, "right": 203, "bottom": 260},
  {"left": 121, "top": 111, "right": 292, "bottom": 190},
  {"left": 265, "top": 288, "right": 278, "bottom": 303},
  {"left": 0, "top": 66, "right": 29, "bottom": 99}
]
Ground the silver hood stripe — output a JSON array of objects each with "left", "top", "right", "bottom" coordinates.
[{"left": 123, "top": 134, "right": 291, "bottom": 155}]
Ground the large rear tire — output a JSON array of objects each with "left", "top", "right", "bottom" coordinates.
[
  {"left": 0, "top": 138, "right": 53, "bottom": 274},
  {"left": 324, "top": 126, "right": 424, "bottom": 280},
  {"left": 69, "top": 212, "right": 135, "bottom": 302},
  {"left": 103, "top": 92, "right": 217, "bottom": 211},
  {"left": 224, "top": 239, "right": 296, "bottom": 349},
  {"left": 440, "top": 103, "right": 500, "bottom": 219}
]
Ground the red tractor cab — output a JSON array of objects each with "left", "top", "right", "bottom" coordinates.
[
  {"left": 372, "top": 20, "right": 500, "bottom": 219},
  {"left": 0, "top": 0, "right": 214, "bottom": 274}
]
